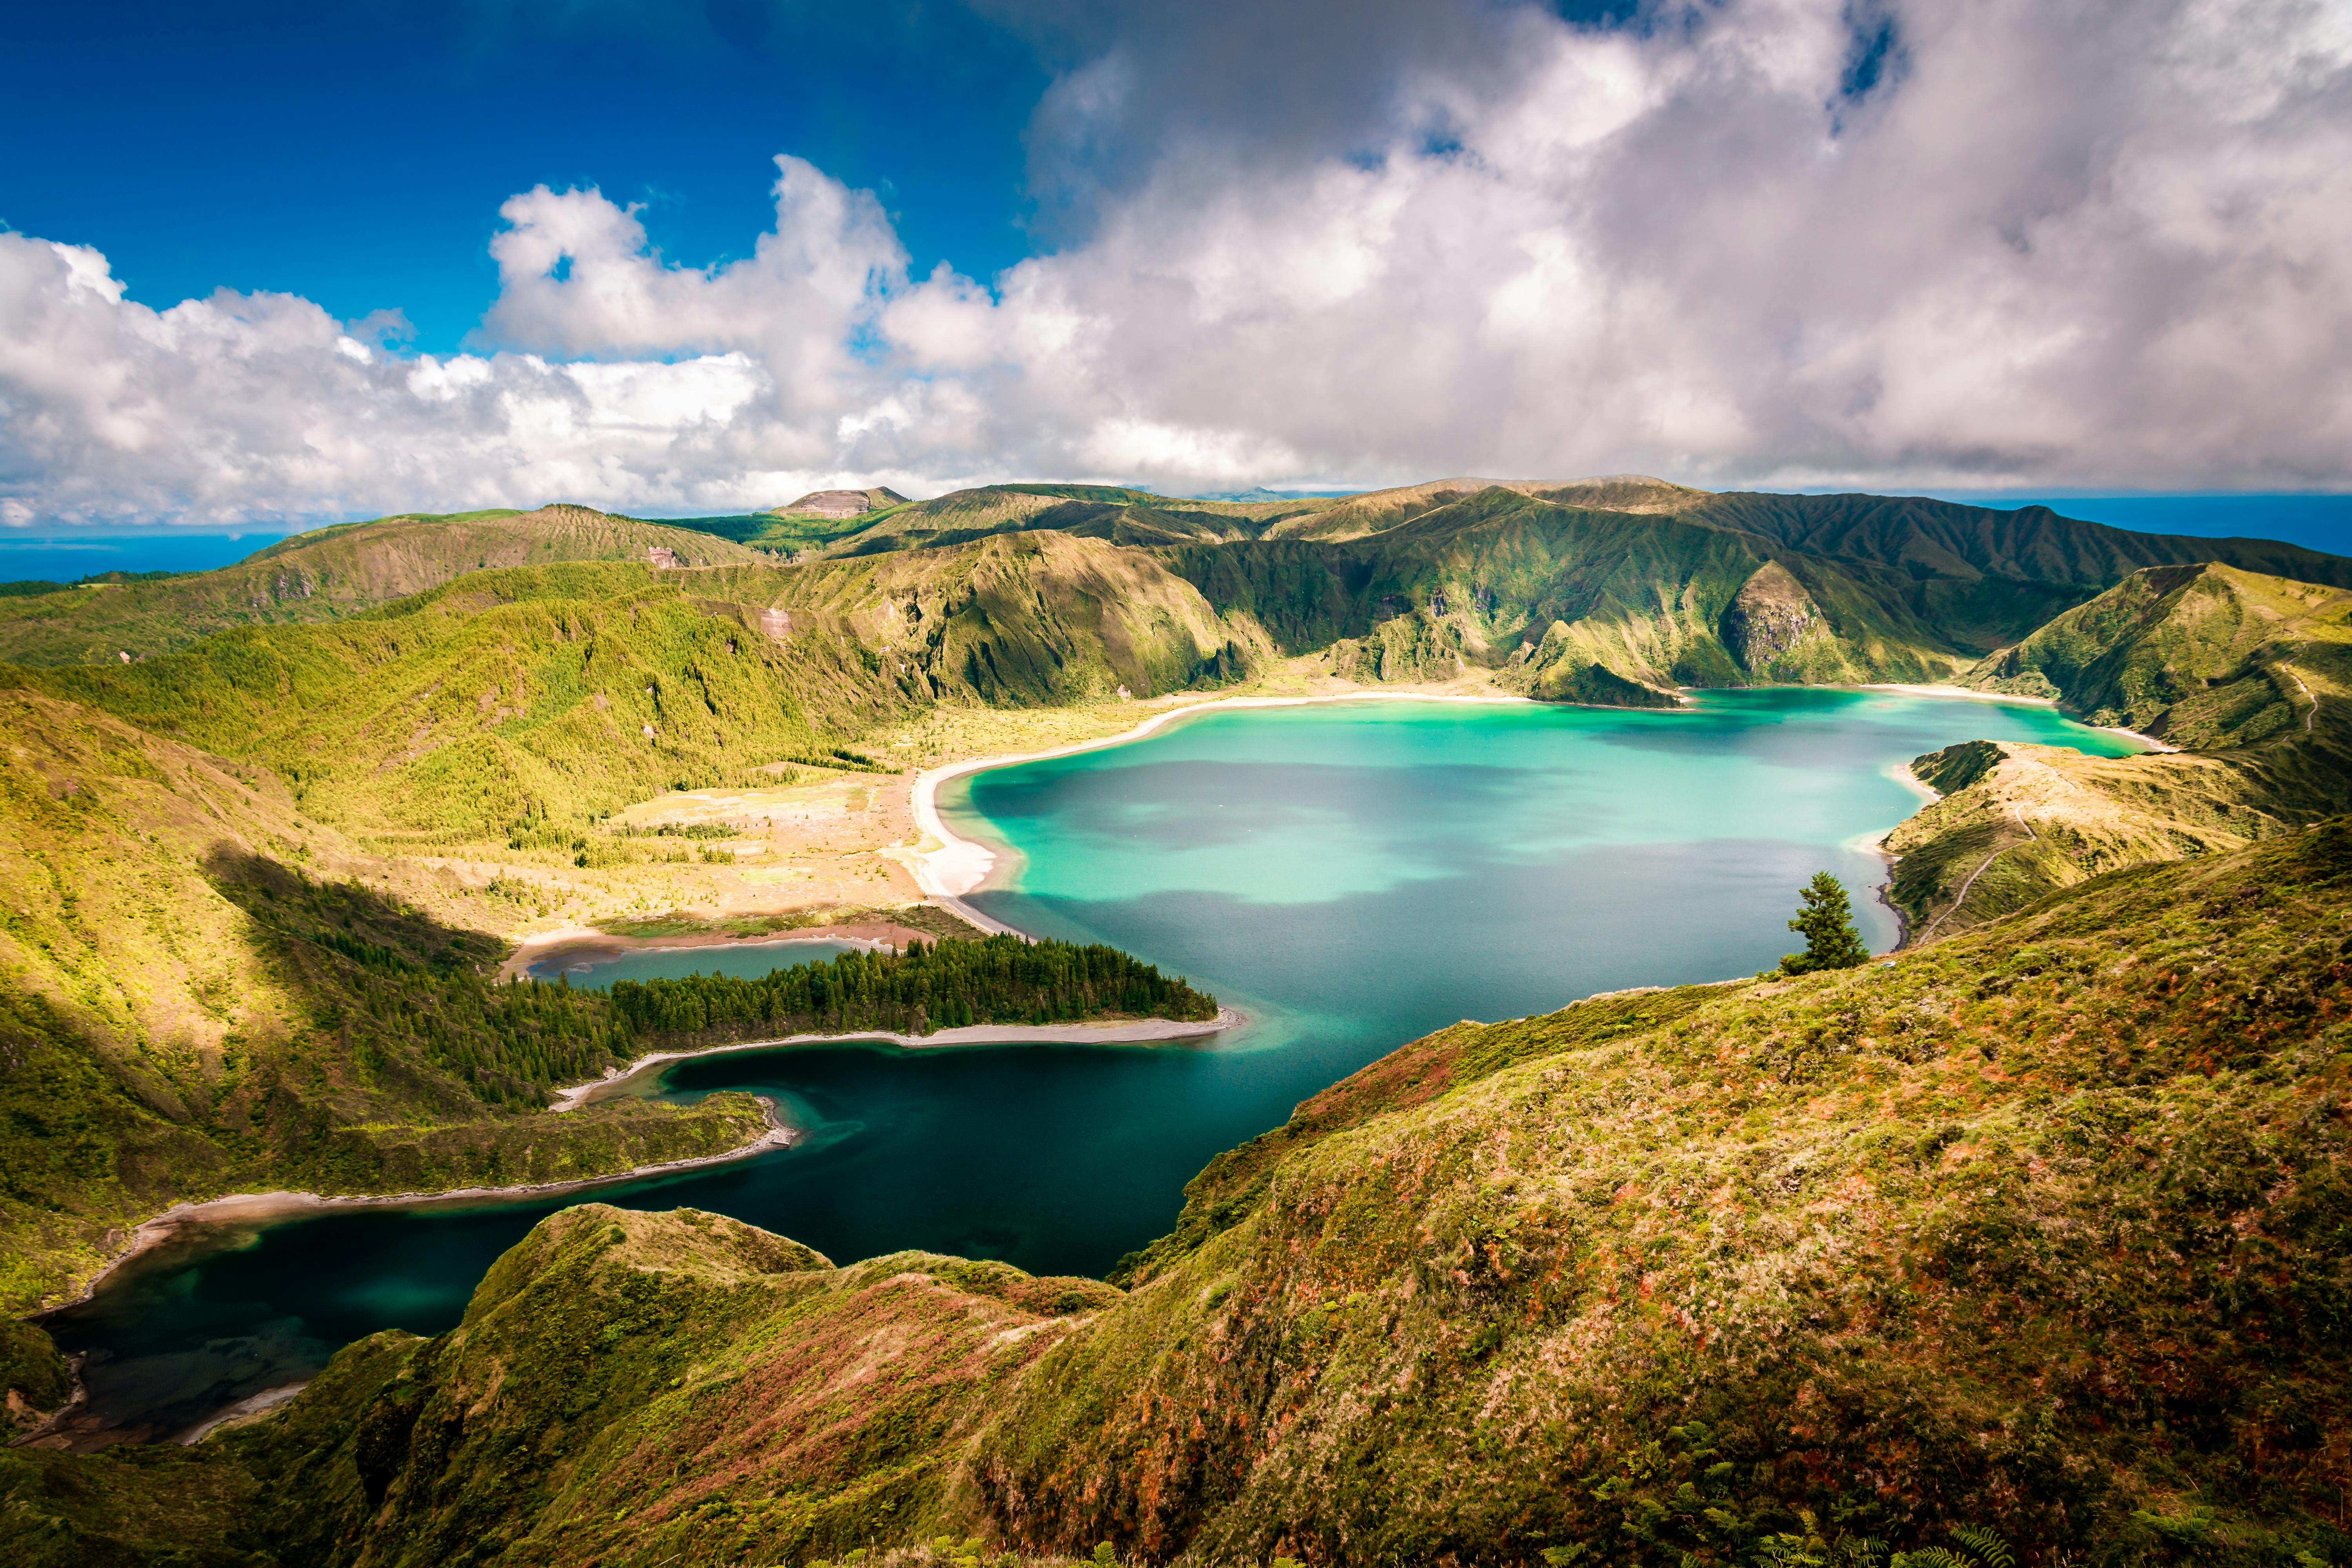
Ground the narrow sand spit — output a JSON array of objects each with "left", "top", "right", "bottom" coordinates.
[
  {"left": 500, "top": 923, "right": 923, "bottom": 984},
  {"left": 547, "top": 1005, "right": 1249, "bottom": 1111}
]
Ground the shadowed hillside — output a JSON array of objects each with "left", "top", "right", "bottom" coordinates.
[
  {"left": 1165, "top": 486, "right": 1965, "bottom": 699},
  {"left": 1683, "top": 491, "right": 2352, "bottom": 650},
  {"left": 1963, "top": 563, "right": 2352, "bottom": 749}
]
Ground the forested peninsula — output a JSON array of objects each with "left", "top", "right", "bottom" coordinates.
[{"left": 604, "top": 936, "right": 1220, "bottom": 1041}]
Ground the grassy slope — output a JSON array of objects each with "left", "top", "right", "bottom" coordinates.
[
  {"left": 17, "top": 531, "right": 1263, "bottom": 847},
  {"left": 745, "top": 531, "right": 1270, "bottom": 705},
  {"left": 1165, "top": 487, "right": 1966, "bottom": 700},
  {"left": 9, "top": 563, "right": 914, "bottom": 843},
  {"left": 1262, "top": 475, "right": 1706, "bottom": 543},
  {"left": 1962, "top": 564, "right": 2352, "bottom": 749},
  {"left": 974, "top": 826, "right": 2352, "bottom": 1565},
  {"left": 0, "top": 536, "right": 1272, "bottom": 1315},
  {"left": 16, "top": 826, "right": 2349, "bottom": 1565},
  {"left": 0, "top": 685, "right": 771, "bottom": 1312},
  {"left": 1888, "top": 565, "right": 2352, "bottom": 935},
  {"left": 1683, "top": 492, "right": 2352, "bottom": 652},
  {"left": 0, "top": 507, "right": 767, "bottom": 667}
]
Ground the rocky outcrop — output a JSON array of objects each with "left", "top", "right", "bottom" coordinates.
[{"left": 1720, "top": 558, "right": 1826, "bottom": 671}]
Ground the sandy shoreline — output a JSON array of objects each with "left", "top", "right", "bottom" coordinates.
[
  {"left": 36, "top": 1096, "right": 796, "bottom": 1317},
  {"left": 1853, "top": 682, "right": 2177, "bottom": 752},
  {"left": 548, "top": 1005, "right": 1247, "bottom": 1110},
  {"left": 906, "top": 689, "right": 1536, "bottom": 904}
]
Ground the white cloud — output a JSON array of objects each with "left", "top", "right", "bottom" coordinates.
[{"left": 2, "top": 0, "right": 2349, "bottom": 524}]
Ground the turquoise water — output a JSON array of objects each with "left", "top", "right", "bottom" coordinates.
[
  {"left": 45, "top": 690, "right": 2138, "bottom": 1437},
  {"left": 525, "top": 938, "right": 864, "bottom": 987},
  {"left": 947, "top": 690, "right": 2131, "bottom": 1044}
]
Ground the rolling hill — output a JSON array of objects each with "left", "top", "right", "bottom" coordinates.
[
  {"left": 0, "top": 506, "right": 767, "bottom": 668},
  {"left": 0, "top": 682, "right": 772, "bottom": 1312}
]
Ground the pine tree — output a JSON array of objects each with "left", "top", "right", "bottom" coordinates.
[{"left": 1780, "top": 871, "right": 1870, "bottom": 974}]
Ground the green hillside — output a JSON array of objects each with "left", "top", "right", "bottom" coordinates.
[
  {"left": 0, "top": 506, "right": 767, "bottom": 667},
  {"left": 7, "top": 532, "right": 1260, "bottom": 845},
  {"left": 7, "top": 563, "right": 910, "bottom": 843},
  {"left": 5, "top": 483, "right": 2352, "bottom": 1567},
  {"left": 1879, "top": 563, "right": 2352, "bottom": 936},
  {"left": 13, "top": 824, "right": 2350, "bottom": 1564},
  {"left": 1681, "top": 492, "right": 2352, "bottom": 651},
  {"left": 1963, "top": 563, "right": 2352, "bottom": 749},
  {"left": 0, "top": 532, "right": 1272, "bottom": 1310},
  {"left": 0, "top": 684, "right": 774, "bottom": 1311}
]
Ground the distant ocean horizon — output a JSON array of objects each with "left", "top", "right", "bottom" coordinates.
[
  {"left": 4, "top": 489, "right": 2348, "bottom": 583},
  {"left": 1932, "top": 491, "right": 2352, "bottom": 556},
  {"left": 0, "top": 529, "right": 308, "bottom": 585}
]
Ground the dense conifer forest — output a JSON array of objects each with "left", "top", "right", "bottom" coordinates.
[{"left": 605, "top": 936, "right": 1220, "bottom": 1041}]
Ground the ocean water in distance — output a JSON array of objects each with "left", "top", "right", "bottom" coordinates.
[
  {"left": 0, "top": 531, "right": 306, "bottom": 585},
  {"left": 46, "top": 690, "right": 2140, "bottom": 1438}
]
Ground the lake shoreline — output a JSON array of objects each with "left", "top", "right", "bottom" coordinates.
[
  {"left": 499, "top": 922, "right": 929, "bottom": 983},
  {"left": 1852, "top": 681, "right": 2178, "bottom": 752},
  {"left": 906, "top": 689, "right": 1542, "bottom": 905},
  {"left": 907, "top": 681, "right": 2157, "bottom": 951},
  {"left": 547, "top": 1005, "right": 1248, "bottom": 1110},
  {"left": 35, "top": 1096, "right": 797, "bottom": 1318}
]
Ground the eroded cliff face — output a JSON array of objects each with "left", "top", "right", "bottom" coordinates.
[{"left": 1720, "top": 559, "right": 1827, "bottom": 672}]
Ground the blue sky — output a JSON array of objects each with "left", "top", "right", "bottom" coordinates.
[
  {"left": 2, "top": 0, "right": 2348, "bottom": 527},
  {"left": 2, "top": 0, "right": 1047, "bottom": 353}
]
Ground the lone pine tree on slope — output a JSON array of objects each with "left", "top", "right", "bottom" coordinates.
[{"left": 1780, "top": 870, "right": 1870, "bottom": 974}]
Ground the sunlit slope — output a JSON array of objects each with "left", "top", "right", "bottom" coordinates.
[
  {"left": 1964, "top": 562, "right": 2352, "bottom": 749},
  {"left": 738, "top": 529, "right": 1269, "bottom": 703},
  {"left": 0, "top": 505, "right": 766, "bottom": 667},
  {"left": 804, "top": 482, "right": 1338, "bottom": 554},
  {"left": 994, "top": 826, "right": 2352, "bottom": 1563},
  {"left": 9, "top": 564, "right": 909, "bottom": 843},
  {"left": 0, "top": 685, "right": 768, "bottom": 1312},
  {"left": 12, "top": 535, "right": 1263, "bottom": 845},
  {"left": 1259, "top": 473, "right": 1707, "bottom": 541},
  {"left": 27, "top": 825, "right": 2350, "bottom": 1563},
  {"left": 1887, "top": 565, "right": 2352, "bottom": 934}
]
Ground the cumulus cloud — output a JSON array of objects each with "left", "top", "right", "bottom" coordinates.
[{"left": 2, "top": 0, "right": 2349, "bottom": 522}]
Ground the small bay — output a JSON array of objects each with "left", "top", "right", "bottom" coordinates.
[{"left": 46, "top": 689, "right": 2138, "bottom": 1437}]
